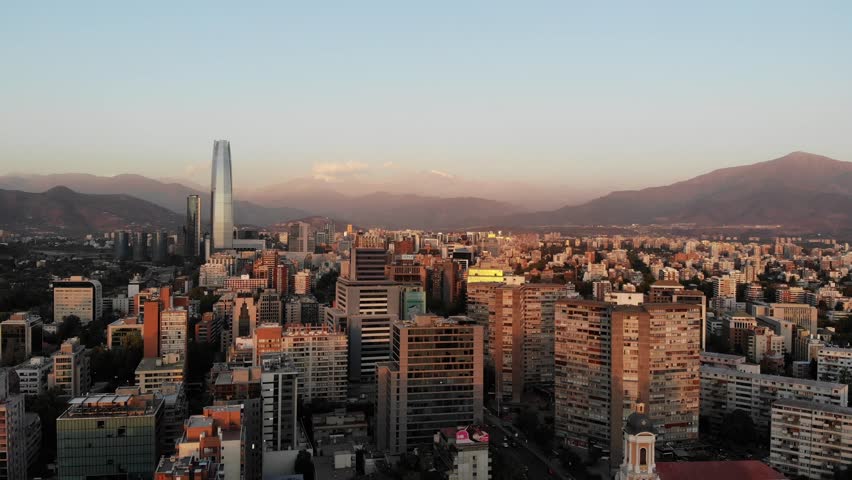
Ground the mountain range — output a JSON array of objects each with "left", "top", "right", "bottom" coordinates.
[
  {"left": 1, "top": 151, "right": 851, "bottom": 233},
  {"left": 498, "top": 152, "right": 852, "bottom": 232},
  {"left": 0, "top": 186, "right": 183, "bottom": 234}
]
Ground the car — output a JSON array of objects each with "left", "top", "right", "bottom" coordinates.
[{"left": 502, "top": 441, "right": 510, "bottom": 448}]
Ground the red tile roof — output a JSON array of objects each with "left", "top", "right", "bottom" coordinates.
[{"left": 656, "top": 461, "right": 786, "bottom": 480}]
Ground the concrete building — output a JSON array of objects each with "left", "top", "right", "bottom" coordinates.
[
  {"left": 14, "top": 356, "right": 52, "bottom": 397},
  {"left": 489, "top": 284, "right": 570, "bottom": 404},
  {"left": 184, "top": 194, "right": 202, "bottom": 258},
  {"left": 725, "top": 312, "right": 758, "bottom": 354},
  {"left": 57, "top": 393, "right": 163, "bottom": 480},
  {"left": 155, "top": 456, "right": 218, "bottom": 480},
  {"left": 0, "top": 312, "right": 43, "bottom": 366},
  {"left": 312, "top": 409, "right": 368, "bottom": 446},
  {"left": 0, "top": 369, "right": 26, "bottom": 480},
  {"left": 377, "top": 315, "right": 484, "bottom": 454},
  {"left": 554, "top": 301, "right": 701, "bottom": 466},
  {"left": 107, "top": 316, "right": 144, "bottom": 351},
  {"left": 49, "top": 337, "right": 89, "bottom": 397},
  {"left": 52, "top": 276, "right": 102, "bottom": 324},
  {"left": 817, "top": 346, "right": 852, "bottom": 383},
  {"left": 257, "top": 289, "right": 282, "bottom": 325},
  {"left": 433, "top": 426, "right": 491, "bottom": 480},
  {"left": 199, "top": 263, "right": 228, "bottom": 288},
  {"left": 259, "top": 354, "right": 299, "bottom": 452},
  {"left": 747, "top": 326, "right": 784, "bottom": 365},
  {"left": 770, "top": 399, "right": 852, "bottom": 479},
  {"left": 279, "top": 325, "right": 348, "bottom": 402},
  {"left": 177, "top": 405, "right": 244, "bottom": 480},
  {"left": 159, "top": 308, "right": 188, "bottom": 366},
  {"left": 700, "top": 365, "right": 848, "bottom": 437},
  {"left": 135, "top": 356, "right": 185, "bottom": 394},
  {"left": 294, "top": 269, "right": 312, "bottom": 295},
  {"left": 231, "top": 295, "right": 258, "bottom": 343}
]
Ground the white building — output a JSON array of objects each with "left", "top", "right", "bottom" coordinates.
[
  {"left": 818, "top": 347, "right": 852, "bottom": 382},
  {"left": 14, "top": 356, "right": 52, "bottom": 397}
]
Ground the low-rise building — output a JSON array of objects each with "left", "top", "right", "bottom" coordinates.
[
  {"left": 135, "top": 356, "right": 185, "bottom": 394},
  {"left": 15, "top": 356, "right": 52, "bottom": 397},
  {"left": 433, "top": 426, "right": 491, "bottom": 480}
]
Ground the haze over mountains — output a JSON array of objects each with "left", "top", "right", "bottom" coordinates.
[
  {"left": 499, "top": 152, "right": 852, "bottom": 232},
  {"left": 1, "top": 152, "right": 851, "bottom": 232}
]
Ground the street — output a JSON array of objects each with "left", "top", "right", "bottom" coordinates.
[{"left": 485, "top": 411, "right": 572, "bottom": 480}]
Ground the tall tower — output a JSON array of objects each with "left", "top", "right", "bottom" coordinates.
[
  {"left": 185, "top": 194, "right": 201, "bottom": 257},
  {"left": 210, "top": 140, "right": 234, "bottom": 249}
]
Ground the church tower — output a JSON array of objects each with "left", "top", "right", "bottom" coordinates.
[{"left": 616, "top": 404, "right": 660, "bottom": 480}]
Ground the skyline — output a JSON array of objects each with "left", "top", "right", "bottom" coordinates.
[{"left": 3, "top": 2, "right": 852, "bottom": 193}]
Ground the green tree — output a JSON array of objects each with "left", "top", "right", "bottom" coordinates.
[
  {"left": 720, "top": 409, "right": 756, "bottom": 445},
  {"left": 294, "top": 449, "right": 315, "bottom": 480}
]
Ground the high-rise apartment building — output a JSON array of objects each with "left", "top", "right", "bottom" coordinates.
[
  {"left": 700, "top": 365, "right": 848, "bottom": 437},
  {"left": 489, "top": 283, "right": 569, "bottom": 404},
  {"left": 554, "top": 301, "right": 701, "bottom": 466},
  {"left": 377, "top": 315, "right": 484, "bottom": 454},
  {"left": 817, "top": 347, "right": 852, "bottom": 382},
  {"left": 770, "top": 400, "right": 852, "bottom": 479},
  {"left": 53, "top": 276, "right": 102, "bottom": 324},
  {"left": 294, "top": 269, "right": 312, "bottom": 295},
  {"left": 132, "top": 231, "right": 149, "bottom": 262},
  {"left": 159, "top": 308, "right": 188, "bottom": 366},
  {"left": 281, "top": 326, "right": 347, "bottom": 402},
  {"left": 185, "top": 194, "right": 202, "bottom": 257},
  {"left": 0, "top": 312, "right": 43, "bottom": 366},
  {"left": 210, "top": 139, "right": 234, "bottom": 250},
  {"left": 57, "top": 393, "right": 163, "bottom": 480},
  {"left": 49, "top": 337, "right": 89, "bottom": 397},
  {"left": 0, "top": 369, "right": 26, "bottom": 480}
]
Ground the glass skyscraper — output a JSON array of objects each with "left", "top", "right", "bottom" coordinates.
[
  {"left": 184, "top": 194, "right": 201, "bottom": 257},
  {"left": 210, "top": 140, "right": 234, "bottom": 249}
]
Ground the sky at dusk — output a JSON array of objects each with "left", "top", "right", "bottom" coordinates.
[{"left": 2, "top": 1, "right": 851, "bottom": 192}]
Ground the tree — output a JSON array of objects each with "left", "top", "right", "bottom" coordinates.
[
  {"left": 294, "top": 449, "right": 315, "bottom": 480},
  {"left": 57, "top": 315, "right": 82, "bottom": 340},
  {"left": 720, "top": 409, "right": 756, "bottom": 445}
]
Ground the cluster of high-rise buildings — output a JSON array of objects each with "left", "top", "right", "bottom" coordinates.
[{"left": 7, "top": 141, "right": 852, "bottom": 480}]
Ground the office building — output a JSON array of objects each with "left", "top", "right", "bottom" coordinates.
[
  {"left": 257, "top": 289, "right": 282, "bottom": 325},
  {"left": 0, "top": 369, "right": 26, "bottom": 480},
  {"left": 195, "top": 312, "right": 222, "bottom": 345},
  {"left": 770, "top": 400, "right": 852, "bottom": 479},
  {"left": 700, "top": 365, "right": 848, "bottom": 437},
  {"left": 377, "top": 315, "right": 484, "bottom": 454},
  {"left": 490, "top": 284, "right": 569, "bottom": 404},
  {"left": 57, "top": 393, "right": 163, "bottom": 480},
  {"left": 224, "top": 275, "right": 268, "bottom": 292},
  {"left": 53, "top": 276, "right": 103, "bottom": 324},
  {"left": 152, "top": 230, "right": 169, "bottom": 264},
  {"left": 210, "top": 139, "right": 234, "bottom": 249},
  {"left": 259, "top": 354, "right": 299, "bottom": 452},
  {"left": 136, "top": 357, "right": 185, "bottom": 394},
  {"left": 49, "top": 337, "right": 90, "bottom": 397},
  {"left": 114, "top": 230, "right": 130, "bottom": 261},
  {"left": 132, "top": 231, "right": 149, "bottom": 262},
  {"left": 185, "top": 194, "right": 202, "bottom": 257},
  {"left": 232, "top": 295, "right": 258, "bottom": 342},
  {"left": 14, "top": 356, "right": 52, "bottom": 397},
  {"left": 107, "top": 317, "right": 143, "bottom": 351},
  {"left": 0, "top": 312, "right": 43, "bottom": 366},
  {"left": 554, "top": 301, "right": 701, "bottom": 466},
  {"left": 288, "top": 222, "right": 312, "bottom": 253}
]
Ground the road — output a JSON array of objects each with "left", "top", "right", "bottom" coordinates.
[{"left": 485, "top": 411, "right": 573, "bottom": 480}]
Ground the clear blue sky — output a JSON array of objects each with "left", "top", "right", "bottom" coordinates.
[{"left": 2, "top": 1, "right": 851, "bottom": 190}]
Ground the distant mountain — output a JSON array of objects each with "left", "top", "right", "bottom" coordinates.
[
  {"left": 0, "top": 173, "right": 308, "bottom": 227},
  {"left": 0, "top": 173, "right": 525, "bottom": 229},
  {"left": 502, "top": 152, "right": 852, "bottom": 232},
  {"left": 0, "top": 186, "right": 182, "bottom": 233}
]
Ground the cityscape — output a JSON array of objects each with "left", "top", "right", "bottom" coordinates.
[{"left": 2, "top": 3, "right": 852, "bottom": 480}]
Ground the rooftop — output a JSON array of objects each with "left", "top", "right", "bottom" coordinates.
[
  {"left": 60, "top": 393, "right": 162, "bottom": 418},
  {"left": 774, "top": 398, "right": 852, "bottom": 415},
  {"left": 136, "top": 357, "right": 184, "bottom": 372},
  {"left": 701, "top": 365, "right": 847, "bottom": 390},
  {"left": 656, "top": 460, "right": 786, "bottom": 480}
]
